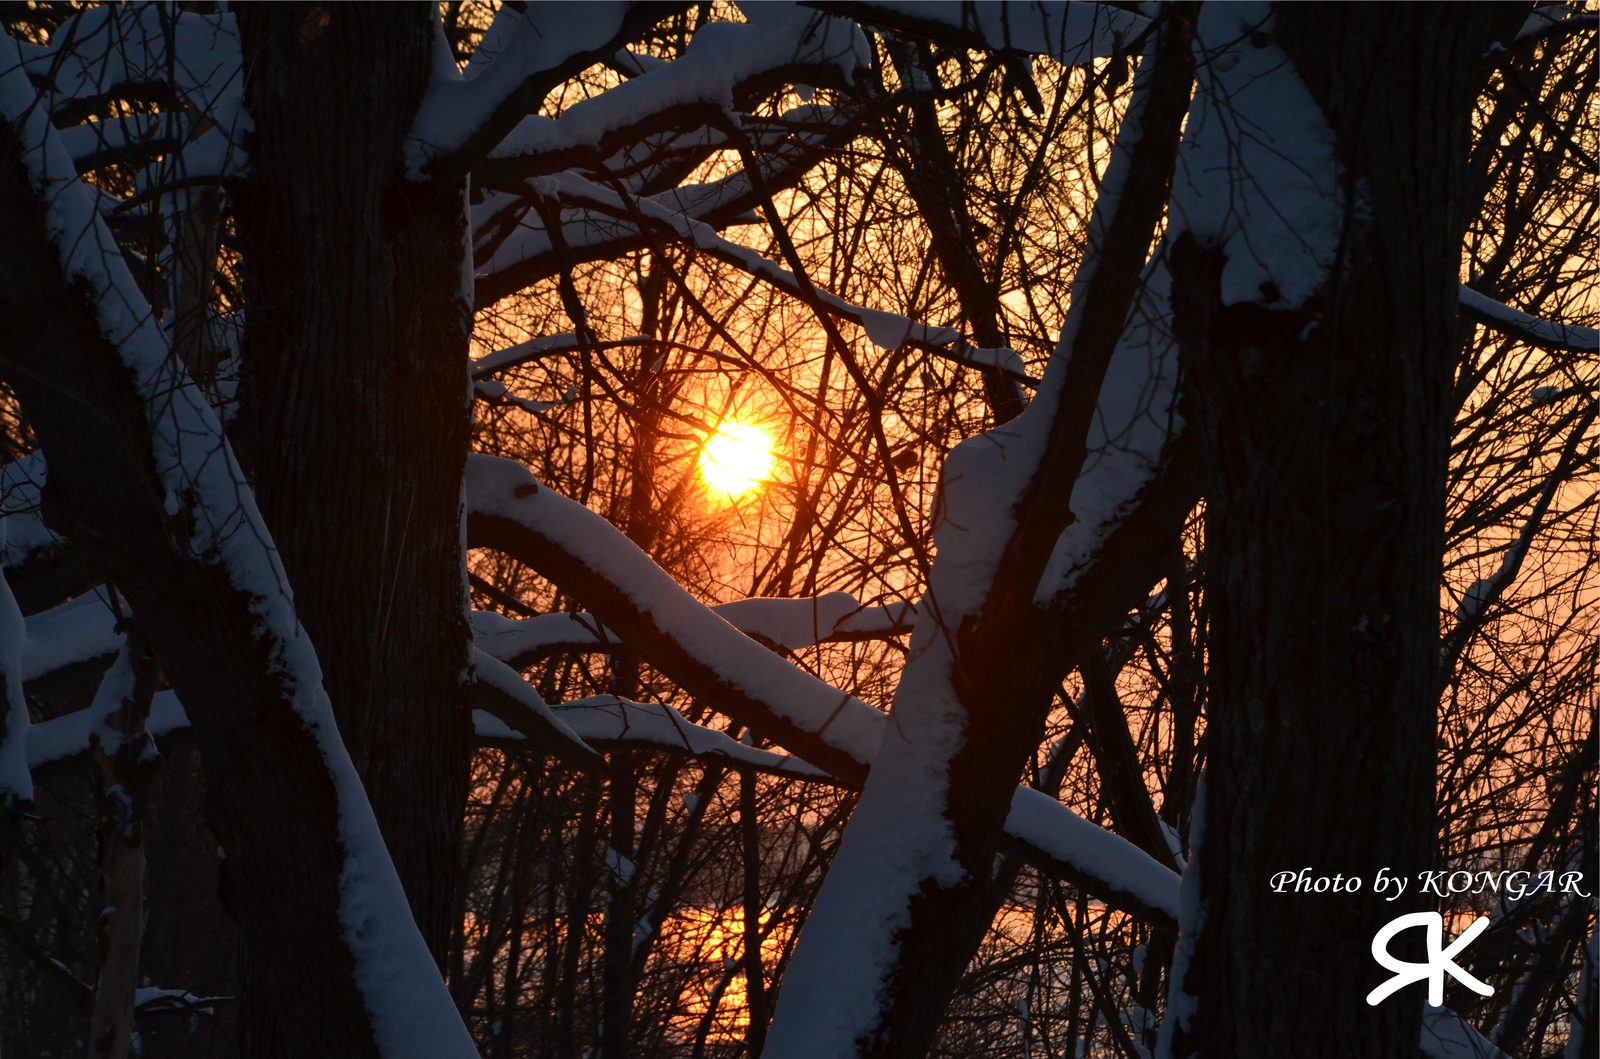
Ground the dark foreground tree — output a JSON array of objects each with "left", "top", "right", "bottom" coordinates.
[{"left": 1161, "top": 6, "right": 1525, "bottom": 1058}]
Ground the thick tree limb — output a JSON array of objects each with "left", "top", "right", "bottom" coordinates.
[
  {"left": 465, "top": 455, "right": 1180, "bottom": 927},
  {"left": 0, "top": 52, "right": 475, "bottom": 1057}
]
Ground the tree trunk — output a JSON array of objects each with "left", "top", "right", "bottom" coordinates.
[
  {"left": 0, "top": 147, "right": 385, "bottom": 1056},
  {"left": 1165, "top": 6, "right": 1519, "bottom": 1057},
  {"left": 232, "top": 2, "right": 474, "bottom": 971}
]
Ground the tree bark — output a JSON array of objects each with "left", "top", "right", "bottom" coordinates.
[
  {"left": 0, "top": 139, "right": 382, "bottom": 1057},
  {"left": 1166, "top": 6, "right": 1520, "bottom": 1057},
  {"left": 232, "top": 2, "right": 474, "bottom": 968}
]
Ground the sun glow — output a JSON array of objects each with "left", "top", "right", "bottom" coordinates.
[{"left": 699, "top": 421, "right": 774, "bottom": 498}]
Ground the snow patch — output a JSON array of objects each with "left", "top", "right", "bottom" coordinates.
[{"left": 1170, "top": 3, "right": 1344, "bottom": 309}]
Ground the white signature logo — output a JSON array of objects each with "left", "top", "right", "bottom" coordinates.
[{"left": 1366, "top": 911, "right": 1493, "bottom": 1006}]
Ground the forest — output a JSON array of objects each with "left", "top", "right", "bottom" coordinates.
[{"left": 0, "top": 2, "right": 1594, "bottom": 1057}]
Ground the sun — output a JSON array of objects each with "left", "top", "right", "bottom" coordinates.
[{"left": 699, "top": 421, "right": 774, "bottom": 498}]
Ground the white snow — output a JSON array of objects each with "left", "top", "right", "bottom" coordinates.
[
  {"left": 549, "top": 697, "right": 830, "bottom": 781},
  {"left": 25, "top": 6, "right": 247, "bottom": 181},
  {"left": 469, "top": 645, "right": 592, "bottom": 752},
  {"left": 408, "top": 3, "right": 634, "bottom": 173},
  {"left": 484, "top": 171, "right": 1026, "bottom": 384},
  {"left": 33, "top": 684, "right": 831, "bottom": 787},
  {"left": 712, "top": 592, "right": 879, "bottom": 651},
  {"left": 27, "top": 690, "right": 186, "bottom": 771},
  {"left": 1155, "top": 776, "right": 1205, "bottom": 1059},
  {"left": 482, "top": 6, "right": 867, "bottom": 166},
  {"left": 0, "top": 42, "right": 476, "bottom": 1056},
  {"left": 766, "top": 29, "right": 1184, "bottom": 1049},
  {"left": 473, "top": 592, "right": 911, "bottom": 663},
  {"left": 1036, "top": 262, "right": 1180, "bottom": 600},
  {"left": 472, "top": 332, "right": 639, "bottom": 379},
  {"left": 23, "top": 7, "right": 241, "bottom": 118},
  {"left": 133, "top": 986, "right": 225, "bottom": 1015},
  {"left": 1007, "top": 787, "right": 1180, "bottom": 919},
  {"left": 331, "top": 692, "right": 831, "bottom": 781},
  {"left": 467, "top": 454, "right": 889, "bottom": 763},
  {"left": 1419, "top": 1006, "right": 1510, "bottom": 1059},
  {"left": 0, "top": 530, "right": 33, "bottom": 805},
  {"left": 1169, "top": 3, "right": 1345, "bottom": 309},
  {"left": 22, "top": 593, "right": 122, "bottom": 682},
  {"left": 0, "top": 452, "right": 56, "bottom": 567},
  {"left": 467, "top": 456, "right": 1172, "bottom": 916},
  {"left": 1516, "top": 4, "right": 1572, "bottom": 43},
  {"left": 860, "top": 308, "right": 915, "bottom": 351},
  {"left": 1460, "top": 286, "right": 1600, "bottom": 352},
  {"left": 856, "top": 2, "right": 1145, "bottom": 65}
]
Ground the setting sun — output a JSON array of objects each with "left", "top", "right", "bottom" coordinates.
[{"left": 699, "top": 421, "right": 774, "bottom": 498}]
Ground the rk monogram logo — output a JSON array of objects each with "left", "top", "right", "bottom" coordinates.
[{"left": 1366, "top": 911, "right": 1494, "bottom": 1007}]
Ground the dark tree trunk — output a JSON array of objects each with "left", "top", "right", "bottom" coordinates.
[
  {"left": 1166, "top": 7, "right": 1519, "bottom": 1057},
  {"left": 0, "top": 142, "right": 383, "bottom": 1056},
  {"left": 232, "top": 2, "right": 474, "bottom": 974}
]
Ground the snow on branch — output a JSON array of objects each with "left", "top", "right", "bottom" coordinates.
[
  {"left": 1459, "top": 286, "right": 1600, "bottom": 354},
  {"left": 1006, "top": 786, "right": 1181, "bottom": 920},
  {"left": 505, "top": 171, "right": 1032, "bottom": 383},
  {"left": 0, "top": 452, "right": 57, "bottom": 569},
  {"left": 408, "top": 2, "right": 662, "bottom": 183},
  {"left": 0, "top": 44, "right": 476, "bottom": 1056},
  {"left": 472, "top": 332, "right": 646, "bottom": 378},
  {"left": 0, "top": 549, "right": 33, "bottom": 807},
  {"left": 31, "top": 681, "right": 836, "bottom": 790},
  {"left": 28, "top": 691, "right": 187, "bottom": 774},
  {"left": 1439, "top": 396, "right": 1599, "bottom": 681},
  {"left": 20, "top": 4, "right": 246, "bottom": 187},
  {"left": 1419, "top": 1006, "right": 1511, "bottom": 1059},
  {"left": 465, "top": 455, "right": 1179, "bottom": 924},
  {"left": 765, "top": 17, "right": 1196, "bottom": 1045},
  {"left": 1169, "top": 3, "right": 1344, "bottom": 310},
  {"left": 22, "top": 593, "right": 122, "bottom": 683},
  {"left": 467, "top": 454, "right": 888, "bottom": 774},
  {"left": 467, "top": 646, "right": 599, "bottom": 765},
  {"left": 471, "top": 104, "right": 861, "bottom": 305},
  {"left": 481, "top": 694, "right": 837, "bottom": 784},
  {"left": 715, "top": 592, "right": 918, "bottom": 649},
  {"left": 19, "top": 5, "right": 241, "bottom": 119},
  {"left": 815, "top": 1, "right": 1146, "bottom": 65},
  {"left": 1035, "top": 262, "right": 1183, "bottom": 602},
  {"left": 472, "top": 593, "right": 916, "bottom": 667},
  {"left": 133, "top": 986, "right": 231, "bottom": 1019},
  {"left": 415, "top": 2, "right": 866, "bottom": 189},
  {"left": 443, "top": 3, "right": 868, "bottom": 184}
]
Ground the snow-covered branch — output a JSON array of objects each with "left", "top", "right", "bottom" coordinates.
[
  {"left": 21, "top": 592, "right": 122, "bottom": 684},
  {"left": 408, "top": 2, "right": 669, "bottom": 184},
  {"left": 0, "top": 44, "right": 475, "bottom": 1056},
  {"left": 465, "top": 455, "right": 1180, "bottom": 925},
  {"left": 812, "top": 1, "right": 1146, "bottom": 65},
  {"left": 494, "top": 171, "right": 1033, "bottom": 382},
  {"left": 485, "top": 695, "right": 836, "bottom": 784},
  {"left": 472, "top": 593, "right": 916, "bottom": 667},
  {"left": 1439, "top": 396, "right": 1598, "bottom": 681},
  {"left": 467, "top": 6, "right": 863, "bottom": 176},
  {"left": 31, "top": 684, "right": 835, "bottom": 789},
  {"left": 765, "top": 12, "right": 1197, "bottom": 1048},
  {"left": 472, "top": 106, "right": 860, "bottom": 305},
  {"left": 1460, "top": 286, "right": 1600, "bottom": 355},
  {"left": 0, "top": 552, "right": 33, "bottom": 808}
]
